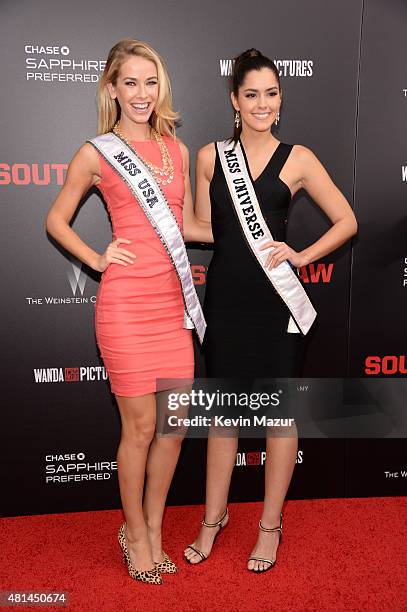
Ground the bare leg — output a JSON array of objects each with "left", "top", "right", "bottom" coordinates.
[
  {"left": 247, "top": 433, "right": 298, "bottom": 571},
  {"left": 144, "top": 385, "right": 191, "bottom": 562},
  {"left": 184, "top": 432, "right": 237, "bottom": 563},
  {"left": 116, "top": 393, "right": 156, "bottom": 571},
  {"left": 143, "top": 434, "right": 183, "bottom": 562}
]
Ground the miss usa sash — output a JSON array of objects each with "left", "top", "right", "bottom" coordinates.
[
  {"left": 217, "top": 139, "right": 317, "bottom": 335},
  {"left": 88, "top": 132, "right": 206, "bottom": 343}
]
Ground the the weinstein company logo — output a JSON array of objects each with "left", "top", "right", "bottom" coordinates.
[
  {"left": 67, "top": 260, "right": 87, "bottom": 296},
  {"left": 25, "top": 259, "right": 96, "bottom": 305},
  {"left": 384, "top": 469, "right": 407, "bottom": 479}
]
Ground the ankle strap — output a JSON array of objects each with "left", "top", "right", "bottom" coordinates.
[
  {"left": 202, "top": 507, "right": 228, "bottom": 528},
  {"left": 259, "top": 512, "right": 283, "bottom": 533}
]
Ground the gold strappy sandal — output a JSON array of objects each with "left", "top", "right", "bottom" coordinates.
[
  {"left": 118, "top": 524, "right": 163, "bottom": 585},
  {"left": 184, "top": 508, "right": 229, "bottom": 564},
  {"left": 248, "top": 512, "right": 283, "bottom": 573}
]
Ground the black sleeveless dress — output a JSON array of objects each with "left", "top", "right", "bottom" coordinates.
[{"left": 203, "top": 140, "right": 307, "bottom": 378}]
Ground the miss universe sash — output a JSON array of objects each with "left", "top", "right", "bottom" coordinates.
[
  {"left": 217, "top": 139, "right": 316, "bottom": 335},
  {"left": 88, "top": 132, "right": 206, "bottom": 343}
]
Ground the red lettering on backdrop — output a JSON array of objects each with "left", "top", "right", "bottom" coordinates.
[
  {"left": 365, "top": 356, "right": 380, "bottom": 375},
  {"left": 247, "top": 452, "right": 261, "bottom": 466},
  {"left": 299, "top": 263, "right": 333, "bottom": 283},
  {"left": 51, "top": 164, "right": 67, "bottom": 185},
  {"left": 12, "top": 164, "right": 31, "bottom": 185},
  {"left": 365, "top": 355, "right": 407, "bottom": 375},
  {"left": 0, "top": 163, "right": 11, "bottom": 185},
  {"left": 190, "top": 263, "right": 336, "bottom": 287},
  {"left": 32, "top": 163, "right": 51, "bottom": 185},
  {"left": 64, "top": 367, "right": 80, "bottom": 382},
  {"left": 0, "top": 163, "right": 68, "bottom": 185},
  {"left": 191, "top": 264, "right": 206, "bottom": 286}
]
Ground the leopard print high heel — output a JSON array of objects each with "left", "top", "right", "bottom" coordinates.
[
  {"left": 118, "top": 524, "right": 163, "bottom": 585},
  {"left": 154, "top": 551, "right": 177, "bottom": 574}
]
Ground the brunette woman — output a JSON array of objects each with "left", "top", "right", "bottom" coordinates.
[{"left": 184, "top": 48, "right": 357, "bottom": 572}]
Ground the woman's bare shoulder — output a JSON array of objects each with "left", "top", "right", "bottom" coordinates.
[
  {"left": 197, "top": 142, "right": 216, "bottom": 164},
  {"left": 290, "top": 143, "right": 319, "bottom": 165},
  {"left": 66, "top": 142, "right": 101, "bottom": 185}
]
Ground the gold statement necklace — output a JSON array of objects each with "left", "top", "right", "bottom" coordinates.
[{"left": 113, "top": 120, "right": 174, "bottom": 185}]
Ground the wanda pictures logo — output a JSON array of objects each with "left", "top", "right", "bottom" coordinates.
[
  {"left": 219, "top": 59, "right": 314, "bottom": 77},
  {"left": 33, "top": 366, "right": 107, "bottom": 383},
  {"left": 235, "top": 450, "right": 303, "bottom": 467}
]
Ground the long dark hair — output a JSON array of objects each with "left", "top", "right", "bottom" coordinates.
[{"left": 231, "top": 48, "right": 281, "bottom": 143}]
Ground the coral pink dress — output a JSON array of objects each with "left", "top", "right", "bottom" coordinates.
[{"left": 95, "top": 137, "right": 194, "bottom": 397}]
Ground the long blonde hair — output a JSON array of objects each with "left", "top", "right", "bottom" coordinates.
[{"left": 98, "top": 39, "right": 178, "bottom": 137}]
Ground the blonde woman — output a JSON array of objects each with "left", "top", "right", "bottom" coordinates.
[{"left": 47, "top": 39, "right": 211, "bottom": 585}]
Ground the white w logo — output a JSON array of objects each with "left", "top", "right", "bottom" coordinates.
[{"left": 67, "top": 259, "right": 87, "bottom": 296}]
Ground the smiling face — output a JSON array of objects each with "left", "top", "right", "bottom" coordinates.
[
  {"left": 107, "top": 55, "right": 159, "bottom": 128},
  {"left": 232, "top": 67, "right": 281, "bottom": 134}
]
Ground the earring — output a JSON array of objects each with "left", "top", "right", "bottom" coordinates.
[
  {"left": 234, "top": 111, "right": 241, "bottom": 128},
  {"left": 274, "top": 111, "right": 280, "bottom": 126}
]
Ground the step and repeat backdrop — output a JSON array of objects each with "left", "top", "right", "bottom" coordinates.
[{"left": 1, "top": 0, "right": 406, "bottom": 517}]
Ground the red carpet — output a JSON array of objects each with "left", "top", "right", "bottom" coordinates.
[{"left": 1, "top": 498, "right": 406, "bottom": 611}]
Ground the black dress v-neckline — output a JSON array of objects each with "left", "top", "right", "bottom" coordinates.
[
  {"left": 239, "top": 139, "right": 282, "bottom": 184},
  {"left": 204, "top": 139, "right": 305, "bottom": 378}
]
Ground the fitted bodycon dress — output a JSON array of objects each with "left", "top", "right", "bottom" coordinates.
[
  {"left": 204, "top": 140, "right": 307, "bottom": 378},
  {"left": 95, "top": 137, "right": 194, "bottom": 397}
]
